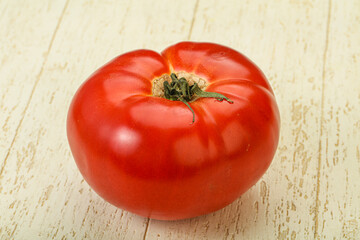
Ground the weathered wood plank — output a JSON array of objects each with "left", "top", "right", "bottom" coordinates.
[
  {"left": 0, "top": 0, "right": 67, "bottom": 173},
  {"left": 316, "top": 1, "right": 360, "bottom": 239}
]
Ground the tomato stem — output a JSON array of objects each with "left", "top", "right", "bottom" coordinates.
[{"left": 163, "top": 73, "right": 233, "bottom": 124}]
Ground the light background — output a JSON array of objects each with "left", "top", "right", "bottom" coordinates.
[{"left": 0, "top": 0, "right": 359, "bottom": 239}]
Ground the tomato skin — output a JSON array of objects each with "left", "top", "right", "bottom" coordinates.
[{"left": 67, "top": 42, "right": 280, "bottom": 220}]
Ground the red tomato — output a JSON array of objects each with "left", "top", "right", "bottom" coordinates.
[{"left": 67, "top": 42, "right": 280, "bottom": 220}]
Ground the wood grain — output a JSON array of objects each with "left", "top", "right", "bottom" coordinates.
[
  {"left": 0, "top": 0, "right": 67, "bottom": 178},
  {"left": 316, "top": 0, "right": 360, "bottom": 238},
  {"left": 0, "top": 0, "right": 359, "bottom": 239}
]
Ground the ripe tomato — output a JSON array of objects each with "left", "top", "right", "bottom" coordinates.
[{"left": 67, "top": 42, "right": 280, "bottom": 220}]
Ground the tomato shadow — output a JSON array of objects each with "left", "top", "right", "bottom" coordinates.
[{"left": 148, "top": 188, "right": 265, "bottom": 239}]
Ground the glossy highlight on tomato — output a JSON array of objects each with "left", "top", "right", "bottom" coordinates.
[{"left": 67, "top": 42, "right": 280, "bottom": 220}]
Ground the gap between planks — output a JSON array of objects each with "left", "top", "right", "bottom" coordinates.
[
  {"left": 187, "top": 0, "right": 200, "bottom": 40},
  {"left": 314, "top": 0, "right": 332, "bottom": 238}
]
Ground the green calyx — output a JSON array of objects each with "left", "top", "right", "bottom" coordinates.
[{"left": 163, "top": 73, "right": 233, "bottom": 124}]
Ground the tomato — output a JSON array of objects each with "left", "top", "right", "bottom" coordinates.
[{"left": 67, "top": 42, "right": 280, "bottom": 220}]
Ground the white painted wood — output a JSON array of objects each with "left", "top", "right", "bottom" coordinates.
[
  {"left": 1, "top": 0, "right": 359, "bottom": 239},
  {"left": 316, "top": 1, "right": 360, "bottom": 238},
  {"left": 0, "top": 0, "right": 67, "bottom": 171}
]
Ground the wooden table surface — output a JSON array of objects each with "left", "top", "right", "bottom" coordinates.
[{"left": 1, "top": 0, "right": 359, "bottom": 239}]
